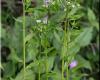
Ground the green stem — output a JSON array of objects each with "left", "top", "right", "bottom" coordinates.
[
  {"left": 66, "top": 63, "right": 69, "bottom": 80},
  {"left": 39, "top": 33, "right": 41, "bottom": 80},
  {"left": 22, "top": 0, "right": 26, "bottom": 79},
  {"left": 38, "top": 62, "right": 41, "bottom": 80},
  {"left": 46, "top": 54, "right": 48, "bottom": 80},
  {"left": 66, "top": 20, "right": 70, "bottom": 80},
  {"left": 62, "top": 59, "right": 64, "bottom": 80},
  {"left": 45, "top": 35, "right": 48, "bottom": 80},
  {"left": 46, "top": 7, "right": 49, "bottom": 80},
  {"left": 65, "top": 0, "right": 70, "bottom": 79}
]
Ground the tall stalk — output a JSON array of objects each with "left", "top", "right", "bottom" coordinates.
[
  {"left": 61, "top": 58, "right": 64, "bottom": 80},
  {"left": 45, "top": 6, "right": 49, "bottom": 80},
  {"left": 65, "top": 1, "right": 70, "bottom": 80},
  {"left": 45, "top": 35, "right": 48, "bottom": 80},
  {"left": 66, "top": 21, "right": 70, "bottom": 80},
  {"left": 22, "top": 0, "right": 26, "bottom": 79},
  {"left": 38, "top": 59, "right": 41, "bottom": 80},
  {"left": 38, "top": 33, "right": 41, "bottom": 80},
  {"left": 61, "top": 0, "right": 70, "bottom": 80}
]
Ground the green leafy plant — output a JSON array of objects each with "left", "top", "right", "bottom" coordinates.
[{"left": 1, "top": 0, "right": 99, "bottom": 80}]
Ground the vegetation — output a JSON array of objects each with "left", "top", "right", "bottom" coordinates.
[{"left": 1, "top": 0, "right": 99, "bottom": 80}]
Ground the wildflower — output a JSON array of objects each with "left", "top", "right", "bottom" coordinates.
[
  {"left": 69, "top": 60, "right": 78, "bottom": 69},
  {"left": 66, "top": 1, "right": 71, "bottom": 5},
  {"left": 67, "top": 1, "right": 71, "bottom": 4}
]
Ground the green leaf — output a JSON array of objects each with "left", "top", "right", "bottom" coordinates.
[
  {"left": 47, "top": 56, "right": 55, "bottom": 71},
  {"left": 0, "top": 62, "right": 3, "bottom": 69},
  {"left": 25, "top": 32, "right": 34, "bottom": 43},
  {"left": 75, "top": 27, "right": 93, "bottom": 47},
  {"left": 54, "top": 31, "right": 61, "bottom": 43},
  {"left": 75, "top": 55, "right": 92, "bottom": 70},
  {"left": 89, "top": 77, "right": 95, "bottom": 80},
  {"left": 15, "top": 69, "right": 35, "bottom": 80},
  {"left": 88, "top": 8, "right": 99, "bottom": 30},
  {"left": 26, "top": 39, "right": 39, "bottom": 62},
  {"left": 14, "top": 16, "right": 34, "bottom": 28},
  {"left": 66, "top": 28, "right": 93, "bottom": 58},
  {"left": 26, "top": 56, "right": 55, "bottom": 74},
  {"left": 3, "top": 62, "right": 16, "bottom": 78},
  {"left": 88, "top": 8, "right": 96, "bottom": 23},
  {"left": 0, "top": 27, "right": 6, "bottom": 38},
  {"left": 50, "top": 11, "right": 66, "bottom": 23},
  {"left": 8, "top": 49, "right": 23, "bottom": 63}
]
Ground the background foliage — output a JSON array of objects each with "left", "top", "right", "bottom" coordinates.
[{"left": 1, "top": 0, "right": 99, "bottom": 80}]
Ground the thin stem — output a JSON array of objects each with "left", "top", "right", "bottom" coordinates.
[
  {"left": 45, "top": 35, "right": 48, "bottom": 80},
  {"left": 65, "top": 0, "right": 71, "bottom": 79},
  {"left": 22, "top": 0, "right": 26, "bottom": 79},
  {"left": 66, "top": 64, "right": 69, "bottom": 80},
  {"left": 66, "top": 21, "right": 70, "bottom": 80},
  {"left": 38, "top": 62, "right": 41, "bottom": 80},
  {"left": 63, "top": 0, "right": 70, "bottom": 80},
  {"left": 46, "top": 54, "right": 48, "bottom": 80},
  {"left": 62, "top": 59, "right": 64, "bottom": 80},
  {"left": 45, "top": 6, "right": 49, "bottom": 80},
  {"left": 39, "top": 33, "right": 41, "bottom": 80},
  {"left": 61, "top": 21, "right": 67, "bottom": 80}
]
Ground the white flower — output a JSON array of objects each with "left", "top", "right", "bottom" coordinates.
[
  {"left": 36, "top": 20, "right": 41, "bottom": 23},
  {"left": 67, "top": 1, "right": 71, "bottom": 4}
]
